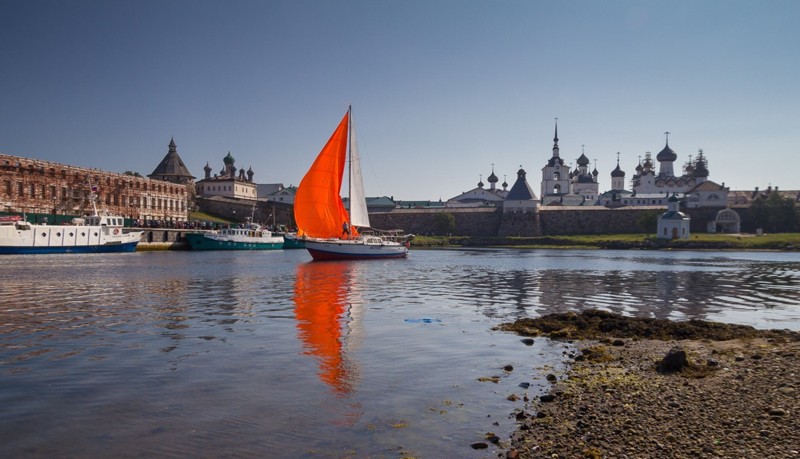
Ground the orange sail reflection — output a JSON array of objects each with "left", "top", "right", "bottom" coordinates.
[{"left": 293, "top": 261, "right": 361, "bottom": 395}]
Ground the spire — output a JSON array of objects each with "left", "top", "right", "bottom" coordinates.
[{"left": 554, "top": 117, "right": 559, "bottom": 144}]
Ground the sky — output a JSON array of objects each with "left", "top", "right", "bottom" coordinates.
[{"left": 1, "top": 0, "right": 798, "bottom": 201}]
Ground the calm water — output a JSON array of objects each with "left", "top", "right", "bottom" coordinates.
[{"left": 1, "top": 248, "right": 799, "bottom": 458}]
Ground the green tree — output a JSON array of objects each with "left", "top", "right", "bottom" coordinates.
[
  {"left": 433, "top": 212, "right": 456, "bottom": 235},
  {"left": 747, "top": 192, "right": 798, "bottom": 233},
  {"left": 637, "top": 210, "right": 661, "bottom": 236}
]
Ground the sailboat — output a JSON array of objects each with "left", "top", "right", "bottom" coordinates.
[{"left": 294, "top": 106, "right": 410, "bottom": 261}]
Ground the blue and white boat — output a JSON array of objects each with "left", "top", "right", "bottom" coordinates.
[{"left": 0, "top": 213, "right": 143, "bottom": 254}]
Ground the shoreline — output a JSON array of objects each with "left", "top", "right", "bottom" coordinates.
[
  {"left": 411, "top": 233, "right": 800, "bottom": 251},
  {"left": 497, "top": 310, "right": 800, "bottom": 458}
]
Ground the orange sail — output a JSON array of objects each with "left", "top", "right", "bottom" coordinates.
[{"left": 294, "top": 111, "right": 355, "bottom": 239}]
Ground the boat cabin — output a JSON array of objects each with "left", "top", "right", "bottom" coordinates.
[{"left": 85, "top": 215, "right": 125, "bottom": 227}]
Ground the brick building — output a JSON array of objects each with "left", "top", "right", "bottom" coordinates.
[{"left": 1, "top": 153, "right": 189, "bottom": 223}]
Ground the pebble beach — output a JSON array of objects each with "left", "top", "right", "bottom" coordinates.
[{"left": 498, "top": 310, "right": 800, "bottom": 459}]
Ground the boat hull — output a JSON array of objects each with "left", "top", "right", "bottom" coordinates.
[
  {"left": 282, "top": 234, "right": 305, "bottom": 249},
  {"left": 0, "top": 241, "right": 139, "bottom": 254},
  {"left": 305, "top": 239, "right": 408, "bottom": 261},
  {"left": 185, "top": 233, "right": 284, "bottom": 251}
]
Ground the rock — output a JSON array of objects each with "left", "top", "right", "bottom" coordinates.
[
  {"left": 777, "top": 386, "right": 795, "bottom": 395},
  {"left": 768, "top": 408, "right": 787, "bottom": 416},
  {"left": 658, "top": 347, "right": 689, "bottom": 373},
  {"left": 519, "top": 382, "right": 530, "bottom": 389},
  {"left": 540, "top": 394, "right": 556, "bottom": 402},
  {"left": 506, "top": 450, "right": 520, "bottom": 459},
  {"left": 521, "top": 338, "right": 534, "bottom": 346},
  {"left": 504, "top": 364, "right": 514, "bottom": 372},
  {"left": 546, "top": 374, "right": 557, "bottom": 382},
  {"left": 612, "top": 339, "right": 625, "bottom": 346},
  {"left": 470, "top": 442, "right": 488, "bottom": 450},
  {"left": 507, "top": 394, "right": 519, "bottom": 401}
]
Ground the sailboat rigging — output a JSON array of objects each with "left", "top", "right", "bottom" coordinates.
[{"left": 294, "top": 106, "right": 411, "bottom": 261}]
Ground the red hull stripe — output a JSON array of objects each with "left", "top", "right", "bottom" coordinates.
[{"left": 307, "top": 248, "right": 408, "bottom": 261}]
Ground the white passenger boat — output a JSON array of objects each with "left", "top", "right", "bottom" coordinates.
[{"left": 0, "top": 211, "right": 143, "bottom": 255}]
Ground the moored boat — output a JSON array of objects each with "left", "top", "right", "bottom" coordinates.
[
  {"left": 294, "top": 106, "right": 412, "bottom": 261},
  {"left": 0, "top": 213, "right": 143, "bottom": 254},
  {"left": 185, "top": 223, "right": 284, "bottom": 250},
  {"left": 281, "top": 232, "right": 306, "bottom": 249}
]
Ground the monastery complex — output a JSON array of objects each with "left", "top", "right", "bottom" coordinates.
[{"left": 1, "top": 124, "right": 798, "bottom": 237}]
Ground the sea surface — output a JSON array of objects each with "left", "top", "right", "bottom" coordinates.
[{"left": 1, "top": 248, "right": 799, "bottom": 458}]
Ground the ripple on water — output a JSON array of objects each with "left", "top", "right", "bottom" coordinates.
[{"left": 0, "top": 249, "right": 798, "bottom": 457}]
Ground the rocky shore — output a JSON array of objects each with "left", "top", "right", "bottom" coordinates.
[{"left": 496, "top": 310, "right": 800, "bottom": 459}]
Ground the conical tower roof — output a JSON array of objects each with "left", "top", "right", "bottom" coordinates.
[
  {"left": 506, "top": 166, "right": 538, "bottom": 200},
  {"left": 148, "top": 138, "right": 195, "bottom": 183}
]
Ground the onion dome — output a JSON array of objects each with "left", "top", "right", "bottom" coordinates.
[
  {"left": 487, "top": 170, "right": 498, "bottom": 184},
  {"left": 203, "top": 162, "right": 212, "bottom": 173},
  {"left": 578, "top": 174, "right": 594, "bottom": 183},
  {"left": 477, "top": 174, "right": 484, "bottom": 188},
  {"left": 502, "top": 177, "right": 508, "bottom": 188},
  {"left": 657, "top": 142, "right": 677, "bottom": 162},
  {"left": 592, "top": 167, "right": 599, "bottom": 176},
  {"left": 611, "top": 162, "right": 625, "bottom": 177},
  {"left": 668, "top": 193, "right": 679, "bottom": 203},
  {"left": 223, "top": 151, "right": 235, "bottom": 165},
  {"left": 642, "top": 157, "right": 653, "bottom": 169},
  {"left": 577, "top": 153, "right": 590, "bottom": 166},
  {"left": 635, "top": 163, "right": 643, "bottom": 173}
]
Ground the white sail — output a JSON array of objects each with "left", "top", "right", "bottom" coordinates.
[{"left": 348, "top": 114, "right": 371, "bottom": 229}]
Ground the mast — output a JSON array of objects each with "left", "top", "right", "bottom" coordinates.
[{"left": 347, "top": 105, "right": 352, "bottom": 222}]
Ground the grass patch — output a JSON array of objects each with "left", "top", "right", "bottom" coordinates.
[{"left": 410, "top": 233, "right": 800, "bottom": 251}]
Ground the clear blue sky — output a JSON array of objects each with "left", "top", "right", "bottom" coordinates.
[{"left": 1, "top": 0, "right": 798, "bottom": 200}]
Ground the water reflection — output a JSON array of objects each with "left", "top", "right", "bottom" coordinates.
[
  {"left": 412, "top": 250, "right": 800, "bottom": 328},
  {"left": 293, "top": 261, "right": 362, "bottom": 396}
]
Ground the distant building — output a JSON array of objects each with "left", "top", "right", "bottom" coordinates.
[
  {"left": 1, "top": 153, "right": 189, "bottom": 222},
  {"left": 503, "top": 166, "right": 539, "bottom": 213},
  {"left": 599, "top": 155, "right": 632, "bottom": 207},
  {"left": 148, "top": 138, "right": 195, "bottom": 184},
  {"left": 657, "top": 194, "right": 691, "bottom": 239},
  {"left": 195, "top": 152, "right": 257, "bottom": 201},
  {"left": 446, "top": 166, "right": 508, "bottom": 207},
  {"left": 257, "top": 183, "right": 296, "bottom": 205},
  {"left": 540, "top": 122, "right": 571, "bottom": 205},
  {"left": 343, "top": 196, "right": 398, "bottom": 213}
]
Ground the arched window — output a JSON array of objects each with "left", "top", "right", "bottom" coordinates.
[{"left": 553, "top": 171, "right": 560, "bottom": 180}]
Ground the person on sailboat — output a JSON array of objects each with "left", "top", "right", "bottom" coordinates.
[{"left": 342, "top": 221, "right": 350, "bottom": 239}]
